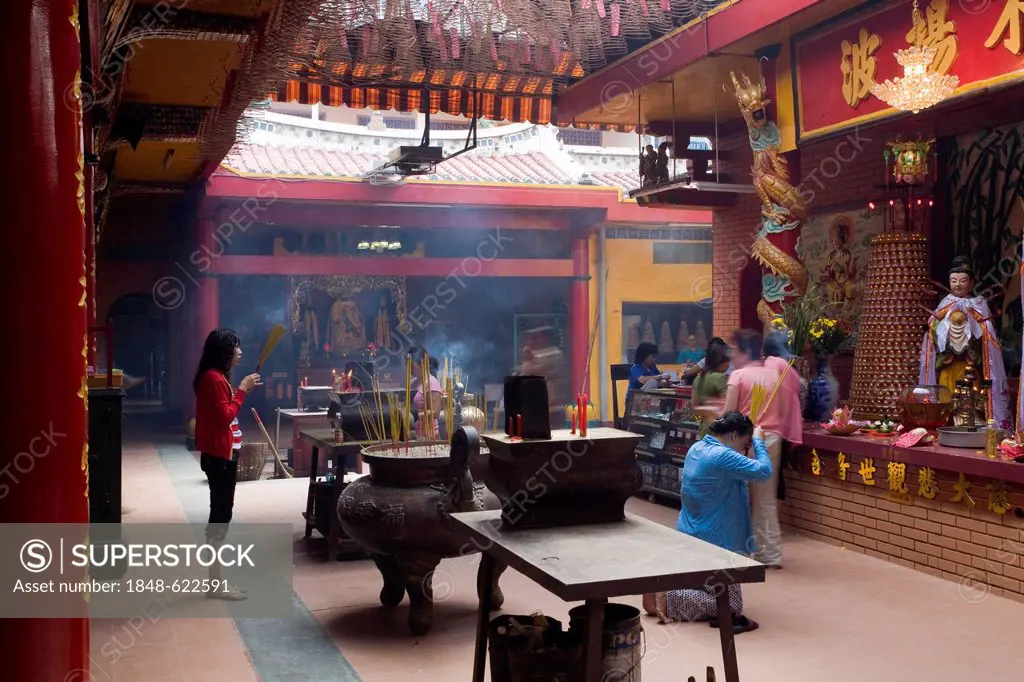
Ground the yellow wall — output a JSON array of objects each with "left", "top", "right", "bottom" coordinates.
[{"left": 588, "top": 236, "right": 713, "bottom": 422}]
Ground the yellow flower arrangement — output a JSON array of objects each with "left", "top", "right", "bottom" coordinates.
[{"left": 808, "top": 317, "right": 850, "bottom": 355}]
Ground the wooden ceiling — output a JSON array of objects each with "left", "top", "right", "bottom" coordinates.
[
  {"left": 578, "top": 54, "right": 762, "bottom": 129},
  {"left": 569, "top": 0, "right": 877, "bottom": 129},
  {"left": 94, "top": 0, "right": 274, "bottom": 192}
]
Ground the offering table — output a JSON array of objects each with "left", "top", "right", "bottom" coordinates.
[
  {"left": 299, "top": 428, "right": 364, "bottom": 562},
  {"left": 450, "top": 510, "right": 765, "bottom": 682},
  {"left": 787, "top": 426, "right": 1024, "bottom": 600}
]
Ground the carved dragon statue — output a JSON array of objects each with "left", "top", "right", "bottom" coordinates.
[{"left": 730, "top": 70, "right": 808, "bottom": 324}]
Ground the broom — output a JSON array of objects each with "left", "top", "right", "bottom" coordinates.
[
  {"left": 251, "top": 407, "right": 294, "bottom": 478},
  {"left": 579, "top": 311, "right": 601, "bottom": 396},
  {"left": 254, "top": 323, "right": 287, "bottom": 373}
]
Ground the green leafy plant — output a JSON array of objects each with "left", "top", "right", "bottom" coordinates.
[{"left": 778, "top": 285, "right": 834, "bottom": 357}]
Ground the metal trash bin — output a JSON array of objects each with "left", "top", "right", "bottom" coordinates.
[{"left": 568, "top": 603, "right": 644, "bottom": 682}]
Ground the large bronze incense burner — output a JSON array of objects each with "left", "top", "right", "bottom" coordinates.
[
  {"left": 337, "top": 426, "right": 506, "bottom": 635},
  {"left": 482, "top": 428, "right": 644, "bottom": 530}
]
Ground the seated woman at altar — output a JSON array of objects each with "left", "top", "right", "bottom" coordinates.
[
  {"left": 645, "top": 411, "right": 769, "bottom": 634},
  {"left": 409, "top": 346, "right": 443, "bottom": 438},
  {"left": 627, "top": 343, "right": 667, "bottom": 407}
]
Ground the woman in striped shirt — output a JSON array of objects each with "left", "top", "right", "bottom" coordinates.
[{"left": 194, "top": 328, "right": 261, "bottom": 600}]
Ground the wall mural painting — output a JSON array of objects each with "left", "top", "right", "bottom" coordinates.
[
  {"left": 289, "top": 276, "right": 407, "bottom": 369},
  {"left": 945, "top": 121, "right": 1024, "bottom": 374},
  {"left": 802, "top": 206, "right": 886, "bottom": 337}
]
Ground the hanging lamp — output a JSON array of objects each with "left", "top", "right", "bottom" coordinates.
[{"left": 870, "top": 0, "right": 959, "bottom": 114}]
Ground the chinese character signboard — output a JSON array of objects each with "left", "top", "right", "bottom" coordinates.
[{"left": 795, "top": 0, "right": 1024, "bottom": 140}]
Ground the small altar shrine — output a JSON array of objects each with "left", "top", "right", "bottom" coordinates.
[{"left": 290, "top": 275, "right": 407, "bottom": 386}]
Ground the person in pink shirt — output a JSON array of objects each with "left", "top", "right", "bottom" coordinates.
[
  {"left": 762, "top": 332, "right": 804, "bottom": 446},
  {"left": 723, "top": 329, "right": 792, "bottom": 569}
]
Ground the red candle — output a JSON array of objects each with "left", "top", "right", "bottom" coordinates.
[
  {"left": 581, "top": 394, "right": 588, "bottom": 436},
  {"left": 516, "top": 414, "right": 523, "bottom": 439},
  {"left": 576, "top": 395, "right": 583, "bottom": 436},
  {"left": 570, "top": 408, "right": 577, "bottom": 434}
]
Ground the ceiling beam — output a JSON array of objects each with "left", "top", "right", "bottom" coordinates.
[
  {"left": 557, "top": 0, "right": 826, "bottom": 122},
  {"left": 110, "top": 6, "right": 258, "bottom": 53},
  {"left": 212, "top": 255, "right": 574, "bottom": 278},
  {"left": 645, "top": 119, "right": 748, "bottom": 139},
  {"left": 111, "top": 182, "right": 187, "bottom": 197},
  {"left": 212, "top": 203, "right": 582, "bottom": 231},
  {"left": 108, "top": 104, "right": 213, "bottom": 148},
  {"left": 204, "top": 174, "right": 634, "bottom": 211}
]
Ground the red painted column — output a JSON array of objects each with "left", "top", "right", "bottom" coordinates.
[
  {"left": 1, "top": 0, "right": 89, "bottom": 678},
  {"left": 197, "top": 216, "right": 220, "bottom": 349},
  {"left": 570, "top": 233, "right": 591, "bottom": 397},
  {"left": 85, "top": 154, "right": 97, "bottom": 365}
]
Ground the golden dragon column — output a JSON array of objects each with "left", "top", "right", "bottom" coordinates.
[{"left": 731, "top": 71, "right": 808, "bottom": 324}]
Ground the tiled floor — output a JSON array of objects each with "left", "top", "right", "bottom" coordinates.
[{"left": 93, "top": 433, "right": 1024, "bottom": 681}]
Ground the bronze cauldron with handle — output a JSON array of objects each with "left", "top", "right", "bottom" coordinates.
[{"left": 337, "top": 426, "right": 506, "bottom": 635}]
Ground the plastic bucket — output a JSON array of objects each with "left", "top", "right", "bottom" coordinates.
[{"left": 568, "top": 603, "right": 643, "bottom": 682}]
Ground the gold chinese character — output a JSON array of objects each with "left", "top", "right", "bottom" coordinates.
[
  {"left": 951, "top": 472, "right": 975, "bottom": 508},
  {"left": 838, "top": 452, "right": 850, "bottom": 481},
  {"left": 984, "top": 0, "right": 1024, "bottom": 55},
  {"left": 859, "top": 458, "right": 877, "bottom": 485},
  {"left": 888, "top": 461, "right": 911, "bottom": 503},
  {"left": 841, "top": 27, "right": 882, "bottom": 108},
  {"left": 987, "top": 480, "right": 1012, "bottom": 515},
  {"left": 810, "top": 449, "right": 821, "bottom": 476},
  {"left": 907, "top": 0, "right": 958, "bottom": 74},
  {"left": 918, "top": 466, "right": 938, "bottom": 499}
]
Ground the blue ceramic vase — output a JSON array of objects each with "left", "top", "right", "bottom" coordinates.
[{"left": 805, "top": 355, "right": 838, "bottom": 422}]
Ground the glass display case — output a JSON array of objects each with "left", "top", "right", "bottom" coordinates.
[{"left": 624, "top": 387, "right": 702, "bottom": 501}]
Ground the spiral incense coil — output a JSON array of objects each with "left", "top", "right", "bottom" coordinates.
[{"left": 848, "top": 232, "right": 932, "bottom": 420}]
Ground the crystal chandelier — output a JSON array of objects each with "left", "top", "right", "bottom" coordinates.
[{"left": 870, "top": 0, "right": 958, "bottom": 114}]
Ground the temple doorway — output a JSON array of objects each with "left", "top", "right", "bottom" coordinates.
[{"left": 107, "top": 293, "right": 170, "bottom": 413}]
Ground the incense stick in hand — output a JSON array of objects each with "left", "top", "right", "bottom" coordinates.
[{"left": 255, "top": 323, "right": 286, "bottom": 372}]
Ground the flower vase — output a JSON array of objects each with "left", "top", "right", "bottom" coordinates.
[{"left": 805, "top": 355, "right": 839, "bottom": 422}]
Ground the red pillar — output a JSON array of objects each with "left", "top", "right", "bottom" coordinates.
[
  {"left": 570, "top": 233, "right": 591, "bottom": 397},
  {"left": 1, "top": 0, "right": 89, "bottom": 677},
  {"left": 85, "top": 153, "right": 97, "bottom": 365},
  {"left": 197, "top": 216, "right": 220, "bottom": 350}
]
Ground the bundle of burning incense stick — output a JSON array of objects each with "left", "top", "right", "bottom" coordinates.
[
  {"left": 254, "top": 323, "right": 286, "bottom": 372},
  {"left": 749, "top": 384, "right": 767, "bottom": 423},
  {"left": 373, "top": 376, "right": 386, "bottom": 445},
  {"left": 421, "top": 352, "right": 433, "bottom": 441},
  {"left": 358, "top": 404, "right": 381, "bottom": 443},
  {"left": 752, "top": 358, "right": 796, "bottom": 424},
  {"left": 445, "top": 377, "right": 454, "bottom": 443},
  {"left": 405, "top": 355, "right": 412, "bottom": 452}
]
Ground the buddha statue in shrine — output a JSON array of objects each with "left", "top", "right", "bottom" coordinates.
[
  {"left": 919, "top": 256, "right": 1009, "bottom": 428},
  {"left": 328, "top": 298, "right": 367, "bottom": 353}
]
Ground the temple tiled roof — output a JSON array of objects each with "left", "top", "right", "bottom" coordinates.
[
  {"left": 218, "top": 144, "right": 638, "bottom": 190},
  {"left": 588, "top": 171, "right": 640, "bottom": 191}
]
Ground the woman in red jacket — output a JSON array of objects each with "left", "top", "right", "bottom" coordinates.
[{"left": 193, "top": 328, "right": 261, "bottom": 600}]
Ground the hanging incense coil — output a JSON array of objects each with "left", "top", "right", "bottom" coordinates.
[{"left": 848, "top": 232, "right": 932, "bottom": 421}]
